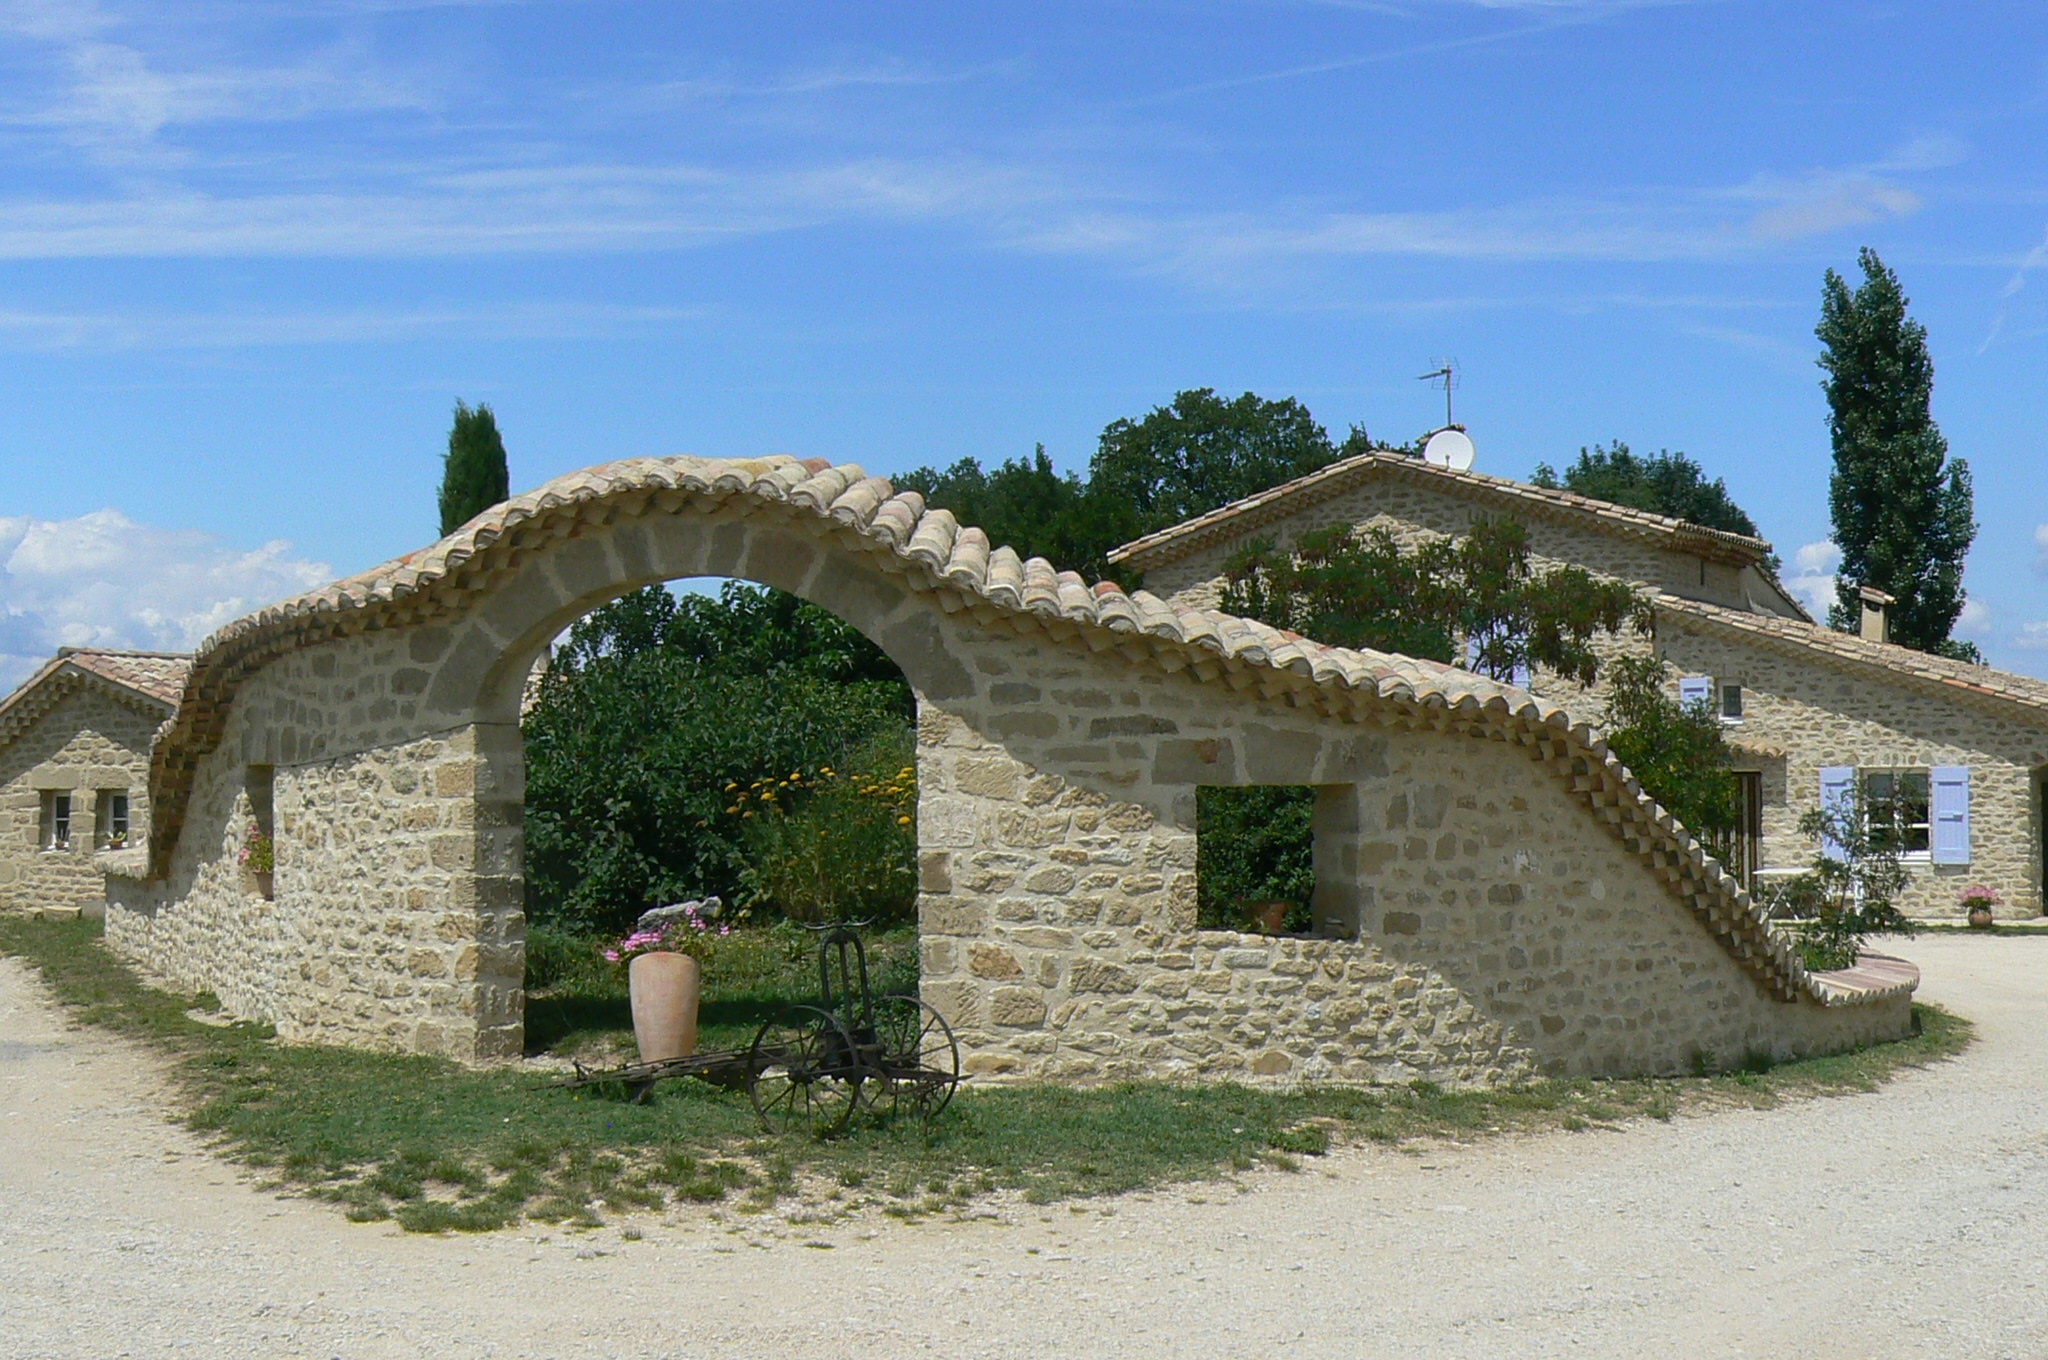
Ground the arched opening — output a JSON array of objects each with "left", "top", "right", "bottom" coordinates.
[{"left": 513, "top": 574, "right": 924, "bottom": 1062}]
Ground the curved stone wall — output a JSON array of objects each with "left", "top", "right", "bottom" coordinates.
[{"left": 103, "top": 455, "right": 1912, "bottom": 1075}]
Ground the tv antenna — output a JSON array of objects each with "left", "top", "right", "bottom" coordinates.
[{"left": 1417, "top": 358, "right": 1459, "bottom": 429}]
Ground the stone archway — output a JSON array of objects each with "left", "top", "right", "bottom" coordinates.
[{"left": 105, "top": 456, "right": 1914, "bottom": 1080}]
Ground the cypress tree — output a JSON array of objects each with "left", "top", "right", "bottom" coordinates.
[
  {"left": 1816, "top": 249, "right": 1978, "bottom": 660},
  {"left": 438, "top": 400, "right": 511, "bottom": 537}
]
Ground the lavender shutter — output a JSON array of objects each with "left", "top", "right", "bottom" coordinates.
[
  {"left": 1678, "top": 675, "right": 1713, "bottom": 710},
  {"left": 1931, "top": 766, "right": 1971, "bottom": 865},
  {"left": 1819, "top": 766, "right": 1855, "bottom": 862}
]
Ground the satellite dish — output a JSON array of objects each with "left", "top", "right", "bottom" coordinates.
[{"left": 1422, "top": 427, "right": 1475, "bottom": 471}]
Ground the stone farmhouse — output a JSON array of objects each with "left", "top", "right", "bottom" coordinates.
[
  {"left": 91, "top": 456, "right": 1911, "bottom": 1083},
  {"left": 1110, "top": 450, "right": 2048, "bottom": 922},
  {"left": 0, "top": 648, "right": 190, "bottom": 917}
]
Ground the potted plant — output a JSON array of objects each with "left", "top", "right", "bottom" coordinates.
[
  {"left": 1960, "top": 884, "right": 2000, "bottom": 930},
  {"left": 238, "top": 823, "right": 275, "bottom": 900},
  {"left": 605, "top": 902, "right": 728, "bottom": 1063}
]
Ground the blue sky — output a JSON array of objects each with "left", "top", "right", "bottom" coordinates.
[{"left": 1, "top": 0, "right": 2045, "bottom": 685}]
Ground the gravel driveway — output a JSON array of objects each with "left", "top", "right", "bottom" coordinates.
[{"left": 4, "top": 934, "right": 2045, "bottom": 1360}]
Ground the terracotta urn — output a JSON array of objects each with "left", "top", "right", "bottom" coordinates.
[
  {"left": 629, "top": 951, "right": 701, "bottom": 1062},
  {"left": 1251, "top": 900, "right": 1290, "bottom": 935},
  {"left": 1968, "top": 905, "right": 1995, "bottom": 930},
  {"left": 253, "top": 870, "right": 274, "bottom": 900}
]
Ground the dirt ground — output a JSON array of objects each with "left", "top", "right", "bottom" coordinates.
[{"left": 5, "top": 934, "right": 2046, "bottom": 1360}]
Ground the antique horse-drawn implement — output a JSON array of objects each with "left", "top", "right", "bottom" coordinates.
[{"left": 559, "top": 922, "right": 961, "bottom": 1136}]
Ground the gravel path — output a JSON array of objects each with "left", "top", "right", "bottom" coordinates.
[{"left": 5, "top": 935, "right": 2045, "bottom": 1360}]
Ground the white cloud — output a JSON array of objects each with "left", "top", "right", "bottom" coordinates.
[
  {"left": 0, "top": 300, "right": 713, "bottom": 351},
  {"left": 2014, "top": 621, "right": 2048, "bottom": 652},
  {"left": 0, "top": 509, "right": 331, "bottom": 690},
  {"left": 1957, "top": 598, "right": 1993, "bottom": 638},
  {"left": 1784, "top": 540, "right": 1841, "bottom": 619},
  {"left": 2035, "top": 524, "right": 2048, "bottom": 574}
]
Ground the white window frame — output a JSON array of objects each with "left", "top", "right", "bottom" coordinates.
[
  {"left": 96, "top": 789, "right": 130, "bottom": 848},
  {"left": 1860, "top": 767, "right": 1932, "bottom": 862},
  {"left": 40, "top": 790, "right": 72, "bottom": 851},
  {"left": 1718, "top": 682, "right": 1744, "bottom": 723}
]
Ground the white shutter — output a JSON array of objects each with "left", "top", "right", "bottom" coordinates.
[
  {"left": 1678, "top": 675, "right": 1713, "bottom": 710},
  {"left": 1931, "top": 766, "right": 1971, "bottom": 865},
  {"left": 1819, "top": 766, "right": 1855, "bottom": 861}
]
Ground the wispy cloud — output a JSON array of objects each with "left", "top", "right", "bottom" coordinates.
[
  {"left": 2014, "top": 621, "right": 2048, "bottom": 651},
  {"left": 0, "top": 508, "right": 331, "bottom": 689},
  {"left": 2035, "top": 523, "right": 2048, "bottom": 574},
  {"left": 0, "top": 300, "right": 713, "bottom": 350}
]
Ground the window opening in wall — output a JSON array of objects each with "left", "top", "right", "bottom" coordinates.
[
  {"left": 245, "top": 765, "right": 276, "bottom": 898},
  {"left": 1730, "top": 771, "right": 1763, "bottom": 888},
  {"left": 1720, "top": 683, "right": 1744, "bottom": 720},
  {"left": 39, "top": 791, "right": 71, "bottom": 851},
  {"left": 96, "top": 790, "right": 130, "bottom": 848},
  {"left": 1196, "top": 785, "right": 1317, "bottom": 935},
  {"left": 1861, "top": 769, "right": 1931, "bottom": 857}
]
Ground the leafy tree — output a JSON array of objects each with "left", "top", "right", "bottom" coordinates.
[
  {"left": 1531, "top": 441, "right": 1763, "bottom": 540},
  {"left": 1762, "top": 790, "right": 1916, "bottom": 972},
  {"left": 1817, "top": 248, "right": 1979, "bottom": 661},
  {"left": 893, "top": 446, "right": 1124, "bottom": 578},
  {"left": 522, "top": 583, "right": 912, "bottom": 933},
  {"left": 1220, "top": 518, "right": 1651, "bottom": 686},
  {"left": 1088, "top": 388, "right": 1344, "bottom": 550},
  {"left": 1600, "top": 654, "right": 1740, "bottom": 848},
  {"left": 438, "top": 400, "right": 511, "bottom": 538},
  {"left": 901, "top": 391, "right": 1357, "bottom": 580}
]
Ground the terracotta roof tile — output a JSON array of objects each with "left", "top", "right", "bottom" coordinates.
[{"left": 138, "top": 455, "right": 1879, "bottom": 1010}]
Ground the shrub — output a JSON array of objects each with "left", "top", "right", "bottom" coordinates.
[
  {"left": 732, "top": 730, "right": 918, "bottom": 923},
  {"left": 1762, "top": 791, "right": 1915, "bottom": 972},
  {"left": 1601, "top": 653, "right": 1740, "bottom": 848},
  {"left": 1196, "top": 785, "right": 1316, "bottom": 931}
]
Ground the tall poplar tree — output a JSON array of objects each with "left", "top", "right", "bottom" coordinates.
[
  {"left": 1816, "top": 249, "right": 1978, "bottom": 661},
  {"left": 438, "top": 400, "right": 511, "bottom": 537}
]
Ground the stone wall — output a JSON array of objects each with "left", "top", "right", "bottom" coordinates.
[
  {"left": 1657, "top": 617, "right": 2048, "bottom": 919},
  {"left": 0, "top": 684, "right": 159, "bottom": 915},
  {"left": 105, "top": 457, "right": 1911, "bottom": 1076},
  {"left": 1141, "top": 474, "right": 1780, "bottom": 617},
  {"left": 1146, "top": 473, "right": 2048, "bottom": 922},
  {"left": 911, "top": 653, "right": 1902, "bottom": 1084}
]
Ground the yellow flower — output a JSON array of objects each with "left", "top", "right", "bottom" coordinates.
[
  {"left": 742, "top": 811, "right": 755, "bottom": 820},
  {"left": 897, "top": 815, "right": 912, "bottom": 826}
]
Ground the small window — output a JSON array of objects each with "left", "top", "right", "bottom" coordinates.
[
  {"left": 96, "top": 790, "right": 131, "bottom": 848},
  {"left": 1720, "top": 683, "right": 1743, "bottom": 720},
  {"left": 1862, "top": 769, "right": 1931, "bottom": 856},
  {"left": 1197, "top": 785, "right": 1317, "bottom": 935},
  {"left": 1677, "top": 675, "right": 1713, "bottom": 710},
  {"left": 39, "top": 791, "right": 72, "bottom": 851}
]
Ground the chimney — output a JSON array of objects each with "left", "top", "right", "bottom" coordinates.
[{"left": 1859, "top": 584, "right": 1895, "bottom": 644}]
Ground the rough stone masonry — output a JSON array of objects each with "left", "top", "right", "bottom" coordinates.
[{"left": 100, "top": 455, "right": 1913, "bottom": 1079}]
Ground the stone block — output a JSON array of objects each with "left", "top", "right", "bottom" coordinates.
[{"left": 988, "top": 987, "right": 1048, "bottom": 1027}]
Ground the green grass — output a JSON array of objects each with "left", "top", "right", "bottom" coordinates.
[{"left": 0, "top": 916, "right": 1972, "bottom": 1234}]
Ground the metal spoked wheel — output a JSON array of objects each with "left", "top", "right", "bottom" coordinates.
[
  {"left": 861, "top": 994, "right": 961, "bottom": 1124},
  {"left": 749, "top": 1005, "right": 862, "bottom": 1138}
]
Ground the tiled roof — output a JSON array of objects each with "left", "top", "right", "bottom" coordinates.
[
  {"left": 1658, "top": 595, "right": 2048, "bottom": 720},
  {"left": 0, "top": 648, "right": 191, "bottom": 753},
  {"left": 1106, "top": 451, "right": 1777, "bottom": 574},
  {"left": 140, "top": 454, "right": 1892, "bottom": 1010}
]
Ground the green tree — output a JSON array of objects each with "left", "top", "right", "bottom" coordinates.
[
  {"left": 1817, "top": 248, "right": 1979, "bottom": 661},
  {"left": 1531, "top": 441, "right": 1764, "bottom": 540},
  {"left": 1089, "top": 388, "right": 1343, "bottom": 549},
  {"left": 521, "top": 583, "right": 912, "bottom": 933},
  {"left": 893, "top": 446, "right": 1124, "bottom": 578},
  {"left": 1600, "top": 654, "right": 1740, "bottom": 849},
  {"left": 1220, "top": 518, "right": 1651, "bottom": 686},
  {"left": 438, "top": 400, "right": 511, "bottom": 538},
  {"left": 900, "top": 390, "right": 1359, "bottom": 582},
  {"left": 1762, "top": 789, "right": 1915, "bottom": 972}
]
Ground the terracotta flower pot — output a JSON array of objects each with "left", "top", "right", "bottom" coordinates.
[
  {"left": 253, "top": 870, "right": 274, "bottom": 900},
  {"left": 1251, "top": 900, "right": 1290, "bottom": 935},
  {"left": 1968, "top": 905, "right": 1995, "bottom": 930},
  {"left": 629, "top": 951, "right": 701, "bottom": 1062}
]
